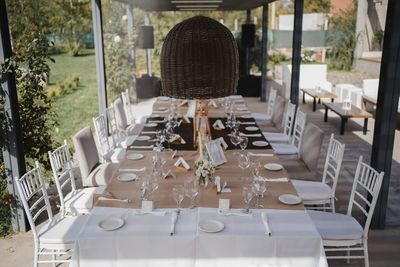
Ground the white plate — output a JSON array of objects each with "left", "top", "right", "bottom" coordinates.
[
  {"left": 252, "top": 141, "right": 269, "bottom": 147},
  {"left": 245, "top": 126, "right": 259, "bottom": 132},
  {"left": 241, "top": 115, "right": 252, "bottom": 119},
  {"left": 236, "top": 107, "right": 248, "bottom": 111},
  {"left": 98, "top": 217, "right": 124, "bottom": 231},
  {"left": 126, "top": 153, "right": 144, "bottom": 160},
  {"left": 155, "top": 107, "right": 168, "bottom": 111},
  {"left": 198, "top": 219, "right": 225, "bottom": 233},
  {"left": 278, "top": 194, "right": 302, "bottom": 205},
  {"left": 144, "top": 123, "right": 157, "bottom": 128},
  {"left": 117, "top": 173, "right": 138, "bottom": 182},
  {"left": 264, "top": 163, "right": 283, "bottom": 171},
  {"left": 158, "top": 96, "right": 170, "bottom": 101},
  {"left": 136, "top": 135, "right": 151, "bottom": 141}
]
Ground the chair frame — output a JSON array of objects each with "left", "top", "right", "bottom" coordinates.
[
  {"left": 121, "top": 89, "right": 135, "bottom": 124},
  {"left": 93, "top": 114, "right": 113, "bottom": 162},
  {"left": 48, "top": 140, "right": 76, "bottom": 217},
  {"left": 302, "top": 134, "right": 345, "bottom": 212},
  {"left": 322, "top": 156, "right": 384, "bottom": 267},
  {"left": 266, "top": 88, "right": 277, "bottom": 117},
  {"left": 290, "top": 109, "right": 307, "bottom": 158},
  {"left": 15, "top": 161, "right": 73, "bottom": 266},
  {"left": 282, "top": 101, "right": 296, "bottom": 137}
]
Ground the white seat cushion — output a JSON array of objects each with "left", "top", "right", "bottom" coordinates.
[
  {"left": 103, "top": 147, "right": 126, "bottom": 163},
  {"left": 263, "top": 132, "right": 290, "bottom": 143},
  {"left": 119, "top": 135, "right": 136, "bottom": 149},
  {"left": 84, "top": 162, "right": 118, "bottom": 187},
  {"left": 252, "top": 112, "right": 272, "bottom": 122},
  {"left": 38, "top": 214, "right": 89, "bottom": 245},
  {"left": 64, "top": 186, "right": 105, "bottom": 214},
  {"left": 271, "top": 143, "right": 298, "bottom": 155},
  {"left": 292, "top": 180, "right": 333, "bottom": 201},
  {"left": 308, "top": 210, "right": 363, "bottom": 240}
]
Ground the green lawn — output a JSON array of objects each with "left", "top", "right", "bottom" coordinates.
[{"left": 47, "top": 50, "right": 99, "bottom": 146}]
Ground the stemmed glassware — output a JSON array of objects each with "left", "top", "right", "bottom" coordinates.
[
  {"left": 252, "top": 178, "right": 266, "bottom": 209},
  {"left": 184, "top": 177, "right": 199, "bottom": 209},
  {"left": 239, "top": 136, "right": 248, "bottom": 152},
  {"left": 138, "top": 175, "right": 149, "bottom": 201},
  {"left": 230, "top": 131, "right": 241, "bottom": 151},
  {"left": 242, "top": 184, "right": 254, "bottom": 213},
  {"left": 147, "top": 172, "right": 159, "bottom": 200},
  {"left": 250, "top": 160, "right": 261, "bottom": 179},
  {"left": 172, "top": 185, "right": 185, "bottom": 213},
  {"left": 238, "top": 152, "right": 251, "bottom": 181}
]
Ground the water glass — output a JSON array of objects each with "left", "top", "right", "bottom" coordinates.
[
  {"left": 184, "top": 177, "right": 199, "bottom": 209},
  {"left": 172, "top": 185, "right": 185, "bottom": 212},
  {"left": 230, "top": 132, "right": 241, "bottom": 150},
  {"left": 242, "top": 184, "right": 254, "bottom": 213},
  {"left": 252, "top": 178, "right": 266, "bottom": 208},
  {"left": 138, "top": 175, "right": 149, "bottom": 201},
  {"left": 250, "top": 160, "right": 261, "bottom": 179},
  {"left": 239, "top": 136, "right": 248, "bottom": 151}
]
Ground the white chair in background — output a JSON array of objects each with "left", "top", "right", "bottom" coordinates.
[
  {"left": 333, "top": 83, "right": 357, "bottom": 102},
  {"left": 271, "top": 109, "right": 307, "bottom": 157},
  {"left": 252, "top": 88, "right": 277, "bottom": 122},
  {"left": 14, "top": 161, "right": 88, "bottom": 266},
  {"left": 121, "top": 89, "right": 135, "bottom": 124},
  {"left": 93, "top": 114, "right": 125, "bottom": 163},
  {"left": 308, "top": 156, "right": 384, "bottom": 267},
  {"left": 49, "top": 140, "right": 104, "bottom": 216},
  {"left": 362, "top": 79, "right": 379, "bottom": 105},
  {"left": 292, "top": 134, "right": 345, "bottom": 212},
  {"left": 106, "top": 104, "right": 135, "bottom": 149},
  {"left": 263, "top": 101, "right": 296, "bottom": 143},
  {"left": 73, "top": 126, "right": 117, "bottom": 187},
  {"left": 114, "top": 97, "right": 137, "bottom": 134}
]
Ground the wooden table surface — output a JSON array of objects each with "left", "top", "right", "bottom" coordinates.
[{"left": 324, "top": 102, "right": 372, "bottom": 118}]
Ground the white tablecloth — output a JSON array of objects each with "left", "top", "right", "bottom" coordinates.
[{"left": 71, "top": 207, "right": 328, "bottom": 267}]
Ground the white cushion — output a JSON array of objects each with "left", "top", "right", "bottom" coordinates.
[
  {"left": 103, "top": 147, "right": 126, "bottom": 163},
  {"left": 263, "top": 132, "right": 290, "bottom": 143},
  {"left": 119, "top": 135, "right": 136, "bottom": 149},
  {"left": 308, "top": 210, "right": 363, "bottom": 240},
  {"left": 271, "top": 143, "right": 298, "bottom": 155},
  {"left": 84, "top": 162, "right": 118, "bottom": 187},
  {"left": 292, "top": 180, "right": 332, "bottom": 201},
  {"left": 252, "top": 113, "right": 272, "bottom": 122},
  {"left": 38, "top": 215, "right": 88, "bottom": 245},
  {"left": 64, "top": 186, "right": 105, "bottom": 214}
]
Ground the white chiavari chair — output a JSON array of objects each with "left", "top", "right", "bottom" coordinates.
[
  {"left": 252, "top": 88, "right": 277, "bottom": 122},
  {"left": 14, "top": 161, "right": 88, "bottom": 266},
  {"left": 292, "top": 134, "right": 345, "bottom": 212},
  {"left": 263, "top": 100, "right": 296, "bottom": 143}
]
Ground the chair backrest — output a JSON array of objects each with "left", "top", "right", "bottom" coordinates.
[
  {"left": 106, "top": 104, "right": 118, "bottom": 147},
  {"left": 93, "top": 114, "right": 111, "bottom": 158},
  {"left": 271, "top": 95, "right": 286, "bottom": 129},
  {"left": 14, "top": 161, "right": 53, "bottom": 244},
  {"left": 121, "top": 89, "right": 134, "bottom": 123},
  {"left": 321, "top": 134, "right": 345, "bottom": 195},
  {"left": 266, "top": 88, "right": 277, "bottom": 117},
  {"left": 347, "top": 156, "right": 384, "bottom": 237},
  {"left": 48, "top": 140, "right": 76, "bottom": 216},
  {"left": 73, "top": 126, "right": 100, "bottom": 180},
  {"left": 290, "top": 109, "right": 307, "bottom": 155},
  {"left": 114, "top": 97, "right": 128, "bottom": 130},
  {"left": 299, "top": 122, "right": 324, "bottom": 171},
  {"left": 282, "top": 101, "right": 296, "bottom": 137}
]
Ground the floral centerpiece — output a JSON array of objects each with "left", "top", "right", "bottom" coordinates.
[{"left": 195, "top": 157, "right": 215, "bottom": 186}]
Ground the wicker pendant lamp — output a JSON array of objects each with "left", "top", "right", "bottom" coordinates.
[{"left": 160, "top": 16, "right": 239, "bottom": 99}]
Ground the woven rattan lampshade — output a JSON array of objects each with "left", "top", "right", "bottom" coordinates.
[{"left": 160, "top": 16, "right": 239, "bottom": 99}]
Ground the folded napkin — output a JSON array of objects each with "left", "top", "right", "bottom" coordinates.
[
  {"left": 208, "top": 100, "right": 218, "bottom": 108},
  {"left": 119, "top": 167, "right": 146, "bottom": 172},
  {"left": 216, "top": 137, "right": 228, "bottom": 150},
  {"left": 169, "top": 134, "right": 186, "bottom": 144},
  {"left": 120, "top": 136, "right": 136, "bottom": 149},
  {"left": 132, "top": 210, "right": 166, "bottom": 216},
  {"left": 170, "top": 211, "right": 178, "bottom": 235},
  {"left": 98, "top": 196, "right": 129, "bottom": 203},
  {"left": 174, "top": 157, "right": 190, "bottom": 170},
  {"left": 141, "top": 131, "right": 157, "bottom": 135},
  {"left": 212, "top": 119, "right": 225, "bottom": 130},
  {"left": 179, "top": 100, "right": 189, "bottom": 107},
  {"left": 148, "top": 120, "right": 166, "bottom": 123},
  {"left": 261, "top": 212, "right": 272, "bottom": 236},
  {"left": 182, "top": 115, "right": 190, "bottom": 123},
  {"left": 239, "top": 121, "right": 256, "bottom": 125},
  {"left": 264, "top": 177, "right": 289, "bottom": 182},
  {"left": 240, "top": 133, "right": 262, "bottom": 137},
  {"left": 110, "top": 148, "right": 126, "bottom": 163},
  {"left": 157, "top": 96, "right": 170, "bottom": 101},
  {"left": 248, "top": 152, "right": 273, "bottom": 157},
  {"left": 130, "top": 145, "right": 154, "bottom": 150},
  {"left": 218, "top": 210, "right": 252, "bottom": 217}
]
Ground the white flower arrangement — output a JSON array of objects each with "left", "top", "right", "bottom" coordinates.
[{"left": 195, "top": 157, "right": 216, "bottom": 186}]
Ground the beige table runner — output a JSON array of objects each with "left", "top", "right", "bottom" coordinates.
[{"left": 94, "top": 149, "right": 303, "bottom": 210}]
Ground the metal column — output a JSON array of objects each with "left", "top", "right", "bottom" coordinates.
[
  {"left": 0, "top": 0, "right": 27, "bottom": 232},
  {"left": 260, "top": 2, "right": 269, "bottom": 102},
  {"left": 244, "top": 9, "right": 251, "bottom": 77},
  {"left": 144, "top": 12, "right": 152, "bottom": 76},
  {"left": 290, "top": 0, "right": 304, "bottom": 105},
  {"left": 91, "top": 0, "right": 107, "bottom": 115},
  {"left": 370, "top": 0, "right": 400, "bottom": 229}
]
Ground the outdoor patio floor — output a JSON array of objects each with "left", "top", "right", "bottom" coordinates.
[{"left": 1, "top": 94, "right": 400, "bottom": 267}]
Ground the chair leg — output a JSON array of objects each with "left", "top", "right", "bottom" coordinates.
[
  {"left": 34, "top": 245, "right": 39, "bottom": 267},
  {"left": 52, "top": 250, "right": 57, "bottom": 267},
  {"left": 331, "top": 198, "right": 335, "bottom": 213},
  {"left": 364, "top": 241, "right": 369, "bottom": 267},
  {"left": 347, "top": 246, "right": 350, "bottom": 264}
]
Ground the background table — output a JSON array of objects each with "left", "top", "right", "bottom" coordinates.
[{"left": 301, "top": 88, "right": 336, "bottom": 112}]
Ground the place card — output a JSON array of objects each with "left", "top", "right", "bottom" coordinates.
[
  {"left": 174, "top": 157, "right": 190, "bottom": 170},
  {"left": 142, "top": 201, "right": 153, "bottom": 212},
  {"left": 205, "top": 140, "right": 227, "bottom": 166},
  {"left": 183, "top": 115, "right": 190, "bottom": 123},
  {"left": 215, "top": 176, "right": 221, "bottom": 192},
  {"left": 219, "top": 199, "right": 230, "bottom": 211},
  {"left": 217, "top": 137, "right": 228, "bottom": 150}
]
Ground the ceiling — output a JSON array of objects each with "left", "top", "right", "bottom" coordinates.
[{"left": 115, "top": 0, "right": 274, "bottom": 12}]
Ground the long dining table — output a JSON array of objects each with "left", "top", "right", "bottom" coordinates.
[{"left": 70, "top": 96, "right": 328, "bottom": 267}]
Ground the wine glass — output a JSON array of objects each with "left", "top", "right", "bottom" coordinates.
[
  {"left": 147, "top": 172, "right": 159, "bottom": 200},
  {"left": 250, "top": 160, "right": 261, "bottom": 179},
  {"left": 232, "top": 120, "right": 240, "bottom": 133},
  {"left": 138, "top": 175, "right": 149, "bottom": 201},
  {"left": 242, "top": 184, "right": 254, "bottom": 213},
  {"left": 184, "top": 177, "right": 199, "bottom": 209},
  {"left": 239, "top": 136, "right": 248, "bottom": 151},
  {"left": 252, "top": 178, "right": 266, "bottom": 208},
  {"left": 230, "top": 132, "right": 241, "bottom": 151},
  {"left": 172, "top": 185, "right": 185, "bottom": 212}
]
